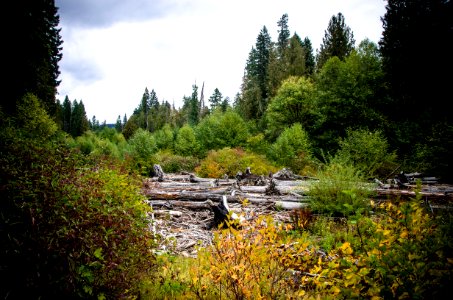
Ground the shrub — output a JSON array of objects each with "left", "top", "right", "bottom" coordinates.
[
  {"left": 308, "top": 161, "right": 376, "bottom": 217},
  {"left": 174, "top": 124, "right": 199, "bottom": 157},
  {"left": 153, "top": 124, "right": 175, "bottom": 150},
  {"left": 1, "top": 123, "right": 157, "bottom": 299},
  {"left": 15, "top": 93, "right": 58, "bottom": 140},
  {"left": 269, "top": 123, "right": 315, "bottom": 174},
  {"left": 196, "top": 109, "right": 250, "bottom": 155},
  {"left": 333, "top": 128, "right": 398, "bottom": 179},
  {"left": 195, "top": 147, "right": 278, "bottom": 178},
  {"left": 128, "top": 128, "right": 158, "bottom": 175},
  {"left": 156, "top": 151, "right": 200, "bottom": 173},
  {"left": 191, "top": 216, "right": 316, "bottom": 299}
]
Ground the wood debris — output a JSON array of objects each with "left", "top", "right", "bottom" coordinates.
[{"left": 143, "top": 166, "right": 453, "bottom": 257}]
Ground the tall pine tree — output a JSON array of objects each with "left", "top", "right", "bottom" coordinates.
[
  {"left": 301, "top": 37, "right": 315, "bottom": 75},
  {"left": 3, "top": 0, "right": 63, "bottom": 116},
  {"left": 316, "top": 12, "right": 355, "bottom": 71},
  {"left": 240, "top": 26, "right": 272, "bottom": 121}
]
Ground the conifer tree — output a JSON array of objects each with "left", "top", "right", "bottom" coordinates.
[
  {"left": 301, "top": 37, "right": 315, "bottom": 75},
  {"left": 4, "top": 0, "right": 63, "bottom": 115},
  {"left": 287, "top": 34, "right": 306, "bottom": 77},
  {"left": 182, "top": 84, "right": 199, "bottom": 126},
  {"left": 276, "top": 14, "right": 290, "bottom": 59},
  {"left": 240, "top": 26, "right": 272, "bottom": 121},
  {"left": 141, "top": 88, "right": 150, "bottom": 130},
  {"left": 123, "top": 114, "right": 128, "bottom": 126},
  {"left": 208, "top": 88, "right": 223, "bottom": 111},
  {"left": 69, "top": 100, "right": 89, "bottom": 137},
  {"left": 148, "top": 89, "right": 160, "bottom": 132},
  {"left": 115, "top": 115, "right": 122, "bottom": 132},
  {"left": 62, "top": 95, "right": 72, "bottom": 133},
  {"left": 316, "top": 12, "right": 355, "bottom": 71}
]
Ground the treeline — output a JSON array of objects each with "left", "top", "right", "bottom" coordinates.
[{"left": 115, "top": 4, "right": 452, "bottom": 182}]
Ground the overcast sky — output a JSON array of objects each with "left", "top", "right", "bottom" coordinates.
[{"left": 55, "top": 0, "right": 387, "bottom": 124}]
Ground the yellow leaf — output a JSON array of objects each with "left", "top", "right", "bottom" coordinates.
[
  {"left": 400, "top": 230, "right": 408, "bottom": 239},
  {"left": 331, "top": 286, "right": 341, "bottom": 294},
  {"left": 340, "top": 242, "right": 353, "bottom": 255},
  {"left": 298, "top": 290, "right": 306, "bottom": 296},
  {"left": 448, "top": 258, "right": 453, "bottom": 264}
]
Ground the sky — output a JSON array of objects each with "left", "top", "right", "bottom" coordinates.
[{"left": 55, "top": 0, "right": 387, "bottom": 124}]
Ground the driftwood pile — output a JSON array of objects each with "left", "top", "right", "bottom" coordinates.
[
  {"left": 142, "top": 167, "right": 311, "bottom": 256},
  {"left": 142, "top": 166, "right": 453, "bottom": 257}
]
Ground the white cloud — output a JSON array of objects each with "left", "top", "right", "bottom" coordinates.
[{"left": 57, "top": 0, "right": 387, "bottom": 123}]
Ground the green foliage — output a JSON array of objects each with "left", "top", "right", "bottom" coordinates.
[
  {"left": 73, "top": 129, "right": 129, "bottom": 160},
  {"left": 15, "top": 93, "right": 58, "bottom": 140},
  {"left": 122, "top": 114, "right": 140, "bottom": 140},
  {"left": 266, "top": 76, "right": 316, "bottom": 139},
  {"left": 269, "top": 123, "right": 315, "bottom": 174},
  {"left": 153, "top": 124, "right": 175, "bottom": 150},
  {"left": 174, "top": 124, "right": 199, "bottom": 157},
  {"left": 196, "top": 109, "right": 249, "bottom": 154},
  {"left": 316, "top": 12, "right": 355, "bottom": 70},
  {"left": 333, "top": 128, "right": 398, "bottom": 179},
  {"left": 312, "top": 40, "right": 388, "bottom": 156},
  {"left": 245, "top": 133, "right": 270, "bottom": 155},
  {"left": 156, "top": 151, "right": 200, "bottom": 173},
  {"left": 195, "top": 147, "right": 277, "bottom": 178},
  {"left": 1, "top": 120, "right": 156, "bottom": 299},
  {"left": 128, "top": 128, "right": 158, "bottom": 175},
  {"left": 140, "top": 254, "right": 193, "bottom": 299},
  {"left": 308, "top": 161, "right": 376, "bottom": 217}
]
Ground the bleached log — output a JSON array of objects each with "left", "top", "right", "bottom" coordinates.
[{"left": 275, "top": 201, "right": 310, "bottom": 210}]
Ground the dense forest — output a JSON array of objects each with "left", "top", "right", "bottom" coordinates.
[{"left": 1, "top": 0, "right": 452, "bottom": 299}]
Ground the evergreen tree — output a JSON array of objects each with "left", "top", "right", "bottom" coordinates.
[
  {"left": 123, "top": 114, "right": 128, "bottom": 126},
  {"left": 301, "top": 37, "right": 315, "bottom": 75},
  {"left": 91, "top": 115, "right": 100, "bottom": 131},
  {"left": 240, "top": 26, "right": 272, "bottom": 121},
  {"left": 182, "top": 84, "right": 199, "bottom": 126},
  {"left": 149, "top": 89, "right": 159, "bottom": 109},
  {"left": 115, "top": 115, "right": 122, "bottom": 132},
  {"left": 148, "top": 89, "right": 160, "bottom": 132},
  {"left": 69, "top": 100, "right": 89, "bottom": 137},
  {"left": 276, "top": 13, "right": 290, "bottom": 59},
  {"left": 4, "top": 0, "right": 63, "bottom": 115},
  {"left": 316, "top": 12, "right": 355, "bottom": 71},
  {"left": 220, "top": 97, "right": 230, "bottom": 112},
  {"left": 287, "top": 34, "right": 306, "bottom": 77},
  {"left": 140, "top": 88, "right": 150, "bottom": 130},
  {"left": 254, "top": 26, "right": 272, "bottom": 102},
  {"left": 62, "top": 95, "right": 72, "bottom": 133},
  {"left": 208, "top": 88, "right": 223, "bottom": 111}
]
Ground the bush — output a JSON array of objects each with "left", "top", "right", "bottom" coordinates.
[
  {"left": 156, "top": 151, "right": 200, "bottom": 173},
  {"left": 153, "top": 124, "right": 175, "bottom": 150},
  {"left": 269, "top": 123, "right": 315, "bottom": 174},
  {"left": 174, "top": 124, "right": 199, "bottom": 157},
  {"left": 15, "top": 93, "right": 58, "bottom": 140},
  {"left": 196, "top": 109, "right": 250, "bottom": 155},
  {"left": 308, "top": 161, "right": 376, "bottom": 217},
  {"left": 128, "top": 128, "right": 158, "bottom": 175},
  {"left": 195, "top": 147, "right": 278, "bottom": 178},
  {"left": 333, "top": 128, "right": 398, "bottom": 179},
  {"left": 1, "top": 123, "right": 156, "bottom": 299}
]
